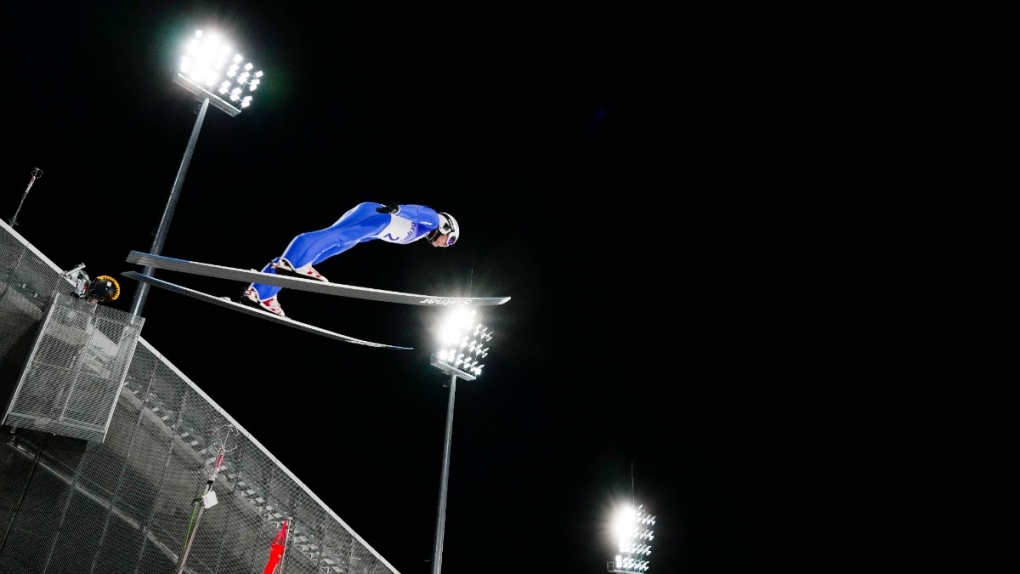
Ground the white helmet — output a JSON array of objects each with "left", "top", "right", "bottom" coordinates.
[{"left": 437, "top": 212, "right": 459, "bottom": 245}]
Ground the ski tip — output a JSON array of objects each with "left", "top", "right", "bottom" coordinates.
[{"left": 480, "top": 296, "right": 511, "bottom": 305}]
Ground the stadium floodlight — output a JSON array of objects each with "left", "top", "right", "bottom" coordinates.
[
  {"left": 431, "top": 307, "right": 491, "bottom": 381},
  {"left": 130, "top": 29, "right": 263, "bottom": 317},
  {"left": 607, "top": 504, "right": 656, "bottom": 573},
  {"left": 173, "top": 29, "right": 263, "bottom": 117},
  {"left": 428, "top": 307, "right": 493, "bottom": 574}
]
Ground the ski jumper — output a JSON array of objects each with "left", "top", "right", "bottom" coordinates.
[{"left": 250, "top": 202, "right": 443, "bottom": 300}]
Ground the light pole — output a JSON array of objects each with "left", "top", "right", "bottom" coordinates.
[
  {"left": 8, "top": 167, "right": 43, "bottom": 228},
  {"left": 129, "top": 29, "right": 263, "bottom": 317},
  {"left": 428, "top": 307, "right": 492, "bottom": 574}
]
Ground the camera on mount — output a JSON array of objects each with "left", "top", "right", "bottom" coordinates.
[{"left": 64, "top": 263, "right": 120, "bottom": 304}]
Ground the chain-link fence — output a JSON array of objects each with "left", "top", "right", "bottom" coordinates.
[
  {"left": 5, "top": 291, "right": 145, "bottom": 443},
  {"left": 0, "top": 220, "right": 401, "bottom": 574}
]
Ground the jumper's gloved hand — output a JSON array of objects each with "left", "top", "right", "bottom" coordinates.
[{"left": 376, "top": 202, "right": 400, "bottom": 214}]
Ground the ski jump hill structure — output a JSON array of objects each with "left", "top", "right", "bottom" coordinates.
[{"left": 0, "top": 218, "right": 400, "bottom": 573}]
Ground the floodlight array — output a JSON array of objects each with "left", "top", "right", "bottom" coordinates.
[
  {"left": 435, "top": 308, "right": 492, "bottom": 377},
  {"left": 611, "top": 504, "right": 656, "bottom": 573},
  {"left": 619, "top": 542, "right": 652, "bottom": 555},
  {"left": 178, "top": 29, "right": 263, "bottom": 111},
  {"left": 614, "top": 555, "right": 650, "bottom": 573}
]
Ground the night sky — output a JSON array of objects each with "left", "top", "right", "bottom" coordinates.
[{"left": 2, "top": 3, "right": 1010, "bottom": 573}]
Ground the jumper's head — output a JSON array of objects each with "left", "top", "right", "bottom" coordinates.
[{"left": 428, "top": 212, "right": 459, "bottom": 247}]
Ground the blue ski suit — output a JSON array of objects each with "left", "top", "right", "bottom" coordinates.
[{"left": 250, "top": 202, "right": 444, "bottom": 300}]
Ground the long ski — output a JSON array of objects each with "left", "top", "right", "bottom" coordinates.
[
  {"left": 122, "top": 271, "right": 411, "bottom": 350},
  {"left": 126, "top": 251, "right": 510, "bottom": 307}
]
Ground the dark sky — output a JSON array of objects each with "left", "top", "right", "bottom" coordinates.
[{"left": 2, "top": 3, "right": 1010, "bottom": 573}]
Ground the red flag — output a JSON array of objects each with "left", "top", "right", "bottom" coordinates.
[{"left": 262, "top": 520, "right": 288, "bottom": 574}]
